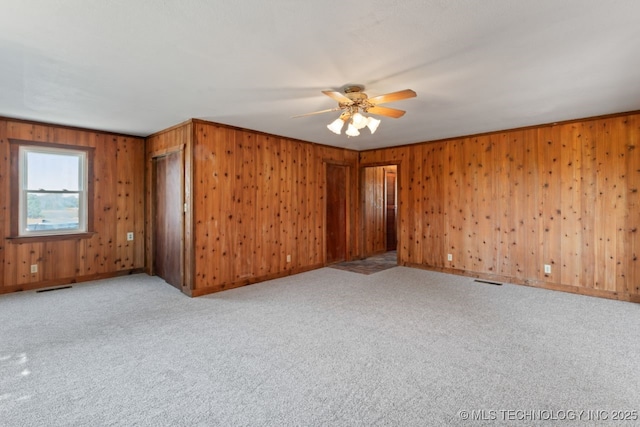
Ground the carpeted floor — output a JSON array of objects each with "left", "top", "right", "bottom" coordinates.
[
  {"left": 329, "top": 250, "right": 397, "bottom": 275},
  {"left": 1, "top": 268, "right": 639, "bottom": 426}
]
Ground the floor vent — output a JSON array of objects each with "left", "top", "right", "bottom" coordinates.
[
  {"left": 474, "top": 279, "right": 502, "bottom": 286},
  {"left": 36, "top": 286, "right": 72, "bottom": 293}
]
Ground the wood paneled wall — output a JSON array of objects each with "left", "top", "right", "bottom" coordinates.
[
  {"left": 0, "top": 119, "right": 145, "bottom": 293},
  {"left": 191, "top": 121, "right": 359, "bottom": 294},
  {"left": 145, "top": 119, "right": 359, "bottom": 296},
  {"left": 360, "top": 113, "right": 640, "bottom": 302}
]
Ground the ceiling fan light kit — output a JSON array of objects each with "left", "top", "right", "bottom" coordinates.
[
  {"left": 295, "top": 85, "right": 417, "bottom": 137},
  {"left": 327, "top": 118, "right": 346, "bottom": 134},
  {"left": 351, "top": 112, "right": 368, "bottom": 129},
  {"left": 345, "top": 123, "right": 360, "bottom": 137},
  {"left": 366, "top": 117, "right": 381, "bottom": 133}
]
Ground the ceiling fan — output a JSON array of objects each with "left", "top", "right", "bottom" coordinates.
[{"left": 293, "top": 85, "right": 417, "bottom": 137}]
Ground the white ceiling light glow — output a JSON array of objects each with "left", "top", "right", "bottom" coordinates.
[
  {"left": 345, "top": 122, "right": 360, "bottom": 137},
  {"left": 327, "top": 109, "right": 380, "bottom": 137},
  {"left": 366, "top": 117, "right": 381, "bottom": 134},
  {"left": 327, "top": 118, "right": 346, "bottom": 134}
]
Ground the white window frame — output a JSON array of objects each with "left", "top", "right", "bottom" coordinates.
[{"left": 18, "top": 145, "right": 88, "bottom": 237}]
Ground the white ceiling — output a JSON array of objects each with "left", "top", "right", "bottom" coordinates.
[{"left": 1, "top": 1, "right": 639, "bottom": 150}]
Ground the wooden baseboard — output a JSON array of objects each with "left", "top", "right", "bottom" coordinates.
[
  {"left": 0, "top": 269, "right": 144, "bottom": 295},
  {"left": 191, "top": 263, "right": 324, "bottom": 297},
  {"left": 402, "top": 262, "right": 637, "bottom": 304}
]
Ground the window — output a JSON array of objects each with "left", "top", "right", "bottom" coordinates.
[{"left": 16, "top": 145, "right": 89, "bottom": 237}]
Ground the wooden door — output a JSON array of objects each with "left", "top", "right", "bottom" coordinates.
[
  {"left": 326, "top": 163, "right": 347, "bottom": 264},
  {"left": 153, "top": 150, "right": 184, "bottom": 289},
  {"left": 385, "top": 168, "right": 398, "bottom": 251}
]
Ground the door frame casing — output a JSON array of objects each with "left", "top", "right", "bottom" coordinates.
[
  {"left": 359, "top": 161, "right": 401, "bottom": 263},
  {"left": 384, "top": 166, "right": 398, "bottom": 251}
]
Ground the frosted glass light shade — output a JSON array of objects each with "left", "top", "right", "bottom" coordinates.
[
  {"left": 366, "top": 117, "right": 381, "bottom": 134},
  {"left": 351, "top": 112, "right": 368, "bottom": 129},
  {"left": 327, "top": 118, "right": 345, "bottom": 134},
  {"left": 345, "top": 123, "right": 360, "bottom": 137}
]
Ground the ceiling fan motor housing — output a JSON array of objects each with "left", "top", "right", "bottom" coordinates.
[{"left": 341, "top": 86, "right": 369, "bottom": 111}]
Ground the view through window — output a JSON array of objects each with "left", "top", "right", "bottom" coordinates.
[{"left": 19, "top": 146, "right": 88, "bottom": 236}]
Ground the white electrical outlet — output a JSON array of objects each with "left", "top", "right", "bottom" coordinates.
[
  {"left": 30, "top": 264, "right": 38, "bottom": 273},
  {"left": 544, "top": 264, "right": 551, "bottom": 274},
  {"left": 286, "top": 254, "right": 291, "bottom": 263},
  {"left": 447, "top": 254, "right": 453, "bottom": 261},
  {"left": 127, "top": 232, "right": 134, "bottom": 241}
]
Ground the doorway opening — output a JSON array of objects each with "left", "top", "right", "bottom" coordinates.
[
  {"left": 152, "top": 149, "right": 184, "bottom": 290},
  {"left": 361, "top": 164, "right": 398, "bottom": 264}
]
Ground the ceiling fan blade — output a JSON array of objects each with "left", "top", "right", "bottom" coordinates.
[
  {"left": 367, "top": 89, "right": 417, "bottom": 105},
  {"left": 291, "top": 108, "right": 341, "bottom": 118},
  {"left": 366, "top": 105, "right": 406, "bottom": 118},
  {"left": 322, "top": 90, "right": 352, "bottom": 104}
]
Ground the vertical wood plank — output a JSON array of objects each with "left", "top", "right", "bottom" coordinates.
[
  {"left": 0, "top": 120, "right": 8, "bottom": 286},
  {"left": 116, "top": 138, "right": 135, "bottom": 269},
  {"left": 611, "top": 117, "right": 629, "bottom": 293},
  {"left": 410, "top": 144, "right": 424, "bottom": 265},
  {"left": 256, "top": 134, "right": 273, "bottom": 275},
  {"left": 537, "top": 126, "right": 562, "bottom": 283},
  {"left": 219, "top": 128, "right": 236, "bottom": 284},
  {"left": 477, "top": 135, "right": 497, "bottom": 274},
  {"left": 579, "top": 121, "right": 597, "bottom": 288},
  {"left": 625, "top": 115, "right": 640, "bottom": 295},
  {"left": 236, "top": 131, "right": 256, "bottom": 279},
  {"left": 558, "top": 123, "right": 582, "bottom": 287},
  {"left": 132, "top": 138, "right": 146, "bottom": 270}
]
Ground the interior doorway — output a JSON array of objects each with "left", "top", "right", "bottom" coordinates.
[
  {"left": 362, "top": 164, "right": 398, "bottom": 258},
  {"left": 152, "top": 150, "right": 184, "bottom": 289},
  {"left": 325, "top": 163, "right": 348, "bottom": 264},
  {"left": 385, "top": 167, "right": 398, "bottom": 251}
]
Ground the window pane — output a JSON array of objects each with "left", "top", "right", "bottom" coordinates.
[
  {"left": 26, "top": 193, "right": 80, "bottom": 231},
  {"left": 26, "top": 151, "right": 80, "bottom": 191}
]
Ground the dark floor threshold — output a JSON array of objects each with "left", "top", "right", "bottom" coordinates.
[
  {"left": 36, "top": 286, "right": 73, "bottom": 293},
  {"left": 474, "top": 279, "right": 503, "bottom": 286}
]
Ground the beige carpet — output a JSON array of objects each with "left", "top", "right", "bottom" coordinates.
[{"left": 1, "top": 268, "right": 639, "bottom": 426}]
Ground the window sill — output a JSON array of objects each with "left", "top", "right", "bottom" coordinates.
[{"left": 6, "top": 232, "right": 96, "bottom": 243}]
